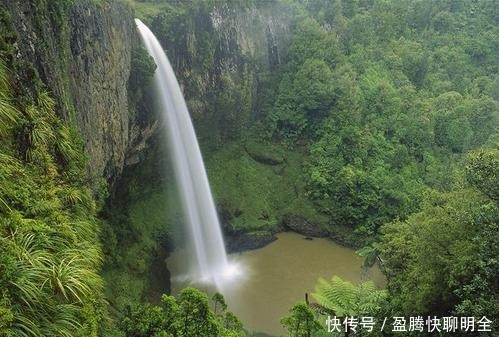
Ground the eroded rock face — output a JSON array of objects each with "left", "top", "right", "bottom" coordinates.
[
  {"left": 208, "top": 2, "right": 291, "bottom": 72},
  {"left": 150, "top": 1, "right": 294, "bottom": 145},
  {"left": 4, "top": 0, "right": 141, "bottom": 184},
  {"left": 226, "top": 230, "right": 277, "bottom": 253},
  {"left": 281, "top": 214, "right": 327, "bottom": 238},
  {"left": 67, "top": 1, "right": 134, "bottom": 183}
]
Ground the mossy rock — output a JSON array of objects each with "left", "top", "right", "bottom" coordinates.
[
  {"left": 244, "top": 139, "right": 285, "bottom": 165},
  {"left": 226, "top": 230, "right": 277, "bottom": 252},
  {"left": 281, "top": 213, "right": 327, "bottom": 237}
]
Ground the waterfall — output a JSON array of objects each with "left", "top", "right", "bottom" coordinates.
[{"left": 136, "top": 19, "right": 238, "bottom": 289}]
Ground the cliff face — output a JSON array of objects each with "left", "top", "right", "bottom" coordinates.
[
  {"left": 207, "top": 2, "right": 292, "bottom": 73},
  {"left": 3, "top": 0, "right": 139, "bottom": 183},
  {"left": 148, "top": 1, "right": 294, "bottom": 146},
  {"left": 3, "top": 0, "right": 293, "bottom": 181},
  {"left": 68, "top": 2, "right": 134, "bottom": 182}
]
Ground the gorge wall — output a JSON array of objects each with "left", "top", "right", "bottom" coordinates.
[
  {"left": 139, "top": 2, "right": 329, "bottom": 246},
  {"left": 2, "top": 0, "right": 295, "bottom": 185},
  {"left": 102, "top": 0, "right": 301, "bottom": 308},
  {"left": 145, "top": 1, "right": 294, "bottom": 146},
  {"left": 2, "top": 0, "right": 147, "bottom": 184}
]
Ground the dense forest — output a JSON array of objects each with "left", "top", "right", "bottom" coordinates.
[{"left": 0, "top": 0, "right": 497, "bottom": 336}]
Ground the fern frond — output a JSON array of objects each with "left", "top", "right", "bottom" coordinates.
[{"left": 311, "top": 275, "right": 387, "bottom": 317}]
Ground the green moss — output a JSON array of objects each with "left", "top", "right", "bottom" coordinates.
[
  {"left": 128, "top": 191, "right": 169, "bottom": 237},
  {"left": 207, "top": 143, "right": 277, "bottom": 231},
  {"left": 128, "top": 0, "right": 173, "bottom": 19},
  {"left": 101, "top": 138, "right": 176, "bottom": 310},
  {"left": 102, "top": 191, "right": 171, "bottom": 310},
  {"left": 244, "top": 139, "right": 285, "bottom": 165},
  {"left": 206, "top": 141, "right": 326, "bottom": 233}
]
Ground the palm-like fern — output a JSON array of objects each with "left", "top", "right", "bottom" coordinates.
[
  {"left": 311, "top": 276, "right": 387, "bottom": 317},
  {"left": 356, "top": 243, "right": 380, "bottom": 268},
  {"left": 0, "top": 61, "right": 20, "bottom": 135},
  {"left": 312, "top": 276, "right": 357, "bottom": 316},
  {"left": 0, "top": 88, "right": 104, "bottom": 336},
  {"left": 23, "top": 104, "right": 56, "bottom": 162}
]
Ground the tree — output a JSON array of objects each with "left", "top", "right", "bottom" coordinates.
[
  {"left": 465, "top": 149, "right": 498, "bottom": 200},
  {"left": 281, "top": 303, "right": 322, "bottom": 337},
  {"left": 466, "top": 97, "right": 499, "bottom": 147},
  {"left": 380, "top": 175, "right": 498, "bottom": 319},
  {"left": 434, "top": 108, "right": 472, "bottom": 152},
  {"left": 271, "top": 59, "right": 334, "bottom": 138},
  {"left": 212, "top": 292, "right": 227, "bottom": 315},
  {"left": 120, "top": 288, "right": 246, "bottom": 337},
  {"left": 177, "top": 288, "right": 220, "bottom": 337},
  {"left": 293, "top": 59, "right": 334, "bottom": 120},
  {"left": 287, "top": 18, "right": 342, "bottom": 68},
  {"left": 120, "top": 304, "right": 169, "bottom": 337}
]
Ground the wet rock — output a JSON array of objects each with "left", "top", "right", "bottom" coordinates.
[
  {"left": 281, "top": 214, "right": 327, "bottom": 237},
  {"left": 245, "top": 143, "right": 285, "bottom": 165},
  {"left": 226, "top": 230, "right": 277, "bottom": 253},
  {"left": 4, "top": 0, "right": 152, "bottom": 185}
]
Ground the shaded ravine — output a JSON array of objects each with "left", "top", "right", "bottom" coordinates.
[{"left": 136, "top": 19, "right": 240, "bottom": 290}]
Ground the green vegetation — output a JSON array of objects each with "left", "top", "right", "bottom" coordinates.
[
  {"left": 280, "top": 303, "right": 322, "bottom": 337},
  {"left": 271, "top": 1, "right": 498, "bottom": 334},
  {"left": 122, "top": 1, "right": 498, "bottom": 336},
  {"left": 132, "top": 0, "right": 498, "bottom": 248},
  {"left": 380, "top": 149, "right": 498, "bottom": 319},
  {"left": 276, "top": 275, "right": 389, "bottom": 337},
  {"left": 128, "top": 45, "right": 157, "bottom": 114},
  {"left": 267, "top": 0, "right": 498, "bottom": 243},
  {"left": 1, "top": 0, "right": 497, "bottom": 336},
  {"left": 207, "top": 142, "right": 325, "bottom": 232},
  {"left": 0, "top": 61, "right": 108, "bottom": 336},
  {"left": 101, "top": 141, "right": 175, "bottom": 311},
  {"left": 312, "top": 276, "right": 387, "bottom": 318},
  {"left": 120, "top": 288, "right": 246, "bottom": 337}
]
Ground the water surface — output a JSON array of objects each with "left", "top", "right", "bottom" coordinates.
[{"left": 167, "top": 232, "right": 385, "bottom": 336}]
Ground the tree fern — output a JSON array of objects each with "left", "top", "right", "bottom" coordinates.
[
  {"left": 311, "top": 276, "right": 358, "bottom": 316},
  {"left": 311, "top": 276, "right": 387, "bottom": 317},
  {"left": 356, "top": 243, "right": 380, "bottom": 268}
]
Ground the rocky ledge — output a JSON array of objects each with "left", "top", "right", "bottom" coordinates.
[{"left": 225, "top": 230, "right": 277, "bottom": 253}]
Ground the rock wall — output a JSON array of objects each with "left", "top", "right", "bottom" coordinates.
[
  {"left": 3, "top": 0, "right": 141, "bottom": 183},
  {"left": 1, "top": 0, "right": 294, "bottom": 187},
  {"left": 67, "top": 1, "right": 134, "bottom": 183},
  {"left": 148, "top": 1, "right": 294, "bottom": 146},
  {"left": 207, "top": 2, "right": 292, "bottom": 72}
]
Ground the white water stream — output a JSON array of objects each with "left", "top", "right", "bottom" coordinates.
[{"left": 136, "top": 19, "right": 239, "bottom": 290}]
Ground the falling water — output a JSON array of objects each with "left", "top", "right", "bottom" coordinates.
[{"left": 135, "top": 19, "right": 238, "bottom": 289}]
